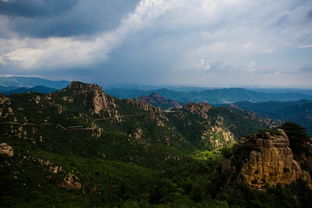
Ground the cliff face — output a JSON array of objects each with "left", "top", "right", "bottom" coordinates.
[
  {"left": 222, "top": 130, "right": 312, "bottom": 190},
  {"left": 67, "top": 81, "right": 110, "bottom": 114},
  {"left": 125, "top": 98, "right": 169, "bottom": 127},
  {"left": 57, "top": 81, "right": 121, "bottom": 121},
  {"left": 183, "top": 102, "right": 212, "bottom": 120},
  {"left": 138, "top": 93, "right": 182, "bottom": 109},
  {"left": 200, "top": 126, "right": 235, "bottom": 149}
]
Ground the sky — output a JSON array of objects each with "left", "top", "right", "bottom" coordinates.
[{"left": 0, "top": 0, "right": 312, "bottom": 88}]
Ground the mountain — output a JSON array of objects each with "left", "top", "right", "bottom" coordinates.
[
  {"left": 3, "top": 86, "right": 57, "bottom": 95},
  {"left": 234, "top": 100, "right": 312, "bottom": 135},
  {"left": 1, "top": 81, "right": 311, "bottom": 208},
  {"left": 0, "top": 86, "right": 19, "bottom": 93},
  {"left": 106, "top": 87, "right": 312, "bottom": 104},
  {"left": 138, "top": 93, "right": 183, "bottom": 109},
  {"left": 222, "top": 129, "right": 312, "bottom": 190},
  {"left": 0, "top": 76, "right": 69, "bottom": 89},
  {"left": 250, "top": 88, "right": 312, "bottom": 96}
]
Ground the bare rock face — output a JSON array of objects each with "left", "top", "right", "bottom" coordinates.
[
  {"left": 68, "top": 81, "right": 110, "bottom": 114},
  {"left": 0, "top": 95, "right": 12, "bottom": 118},
  {"left": 133, "top": 128, "right": 144, "bottom": 140},
  {"left": 200, "top": 126, "right": 236, "bottom": 149},
  {"left": 138, "top": 93, "right": 182, "bottom": 109},
  {"left": 125, "top": 98, "right": 168, "bottom": 126},
  {"left": 125, "top": 99, "right": 154, "bottom": 112},
  {"left": 183, "top": 102, "right": 212, "bottom": 119},
  {"left": 222, "top": 130, "right": 312, "bottom": 190},
  {"left": 58, "top": 172, "right": 82, "bottom": 190},
  {"left": 60, "top": 81, "right": 121, "bottom": 121},
  {"left": 0, "top": 143, "right": 14, "bottom": 157}
]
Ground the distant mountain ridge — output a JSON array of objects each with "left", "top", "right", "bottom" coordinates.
[
  {"left": 3, "top": 86, "right": 57, "bottom": 95},
  {"left": 2, "top": 76, "right": 312, "bottom": 104},
  {"left": 106, "top": 87, "right": 312, "bottom": 104},
  {"left": 234, "top": 100, "right": 312, "bottom": 135},
  {"left": 0, "top": 76, "right": 69, "bottom": 89}
]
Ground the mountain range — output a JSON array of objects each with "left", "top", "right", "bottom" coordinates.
[
  {"left": 106, "top": 87, "right": 312, "bottom": 104},
  {"left": 233, "top": 100, "right": 312, "bottom": 135},
  {"left": 0, "top": 76, "right": 69, "bottom": 89},
  {"left": 1, "top": 81, "right": 312, "bottom": 207},
  {"left": 1, "top": 76, "right": 312, "bottom": 104}
]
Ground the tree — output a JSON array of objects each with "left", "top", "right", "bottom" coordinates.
[{"left": 281, "top": 122, "right": 309, "bottom": 154}]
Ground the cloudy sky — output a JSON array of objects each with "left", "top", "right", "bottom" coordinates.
[{"left": 0, "top": 0, "right": 312, "bottom": 88}]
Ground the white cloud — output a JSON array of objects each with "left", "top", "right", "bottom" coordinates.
[
  {"left": 0, "top": 0, "right": 171, "bottom": 70},
  {"left": 298, "top": 44, "right": 312, "bottom": 48},
  {"left": 1, "top": 0, "right": 312, "bottom": 89},
  {"left": 199, "top": 59, "right": 211, "bottom": 71},
  {"left": 245, "top": 61, "right": 257, "bottom": 72}
]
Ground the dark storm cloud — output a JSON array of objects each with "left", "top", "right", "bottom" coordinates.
[
  {"left": 307, "top": 9, "right": 312, "bottom": 19},
  {"left": 0, "top": 0, "right": 139, "bottom": 37},
  {"left": 1, "top": 0, "right": 312, "bottom": 88},
  {"left": 0, "top": 0, "right": 78, "bottom": 17}
]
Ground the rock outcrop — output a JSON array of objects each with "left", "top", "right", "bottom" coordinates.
[
  {"left": 0, "top": 143, "right": 14, "bottom": 157},
  {"left": 0, "top": 95, "right": 13, "bottom": 118},
  {"left": 125, "top": 98, "right": 168, "bottom": 126},
  {"left": 222, "top": 130, "right": 312, "bottom": 190},
  {"left": 138, "top": 93, "right": 182, "bottom": 109},
  {"left": 58, "top": 172, "right": 82, "bottom": 190},
  {"left": 183, "top": 102, "right": 212, "bottom": 119},
  {"left": 67, "top": 81, "right": 110, "bottom": 114},
  {"left": 200, "top": 126, "right": 235, "bottom": 149},
  {"left": 58, "top": 81, "right": 121, "bottom": 121}
]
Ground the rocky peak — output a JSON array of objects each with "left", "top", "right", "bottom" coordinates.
[
  {"left": 61, "top": 81, "right": 115, "bottom": 114},
  {"left": 138, "top": 93, "right": 182, "bottom": 109},
  {"left": 126, "top": 98, "right": 159, "bottom": 112},
  {"left": 66, "top": 81, "right": 105, "bottom": 100},
  {"left": 183, "top": 102, "right": 212, "bottom": 119},
  {"left": 125, "top": 98, "right": 168, "bottom": 126},
  {"left": 53, "top": 81, "right": 121, "bottom": 122},
  {"left": 222, "top": 130, "right": 312, "bottom": 190}
]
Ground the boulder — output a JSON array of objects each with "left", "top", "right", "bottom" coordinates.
[
  {"left": 0, "top": 143, "right": 14, "bottom": 157},
  {"left": 222, "top": 130, "right": 312, "bottom": 190}
]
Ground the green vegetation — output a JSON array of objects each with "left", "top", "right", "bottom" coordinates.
[
  {"left": 281, "top": 122, "right": 310, "bottom": 156},
  {"left": 1, "top": 83, "right": 311, "bottom": 207}
]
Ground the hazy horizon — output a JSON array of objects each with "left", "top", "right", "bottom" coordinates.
[{"left": 2, "top": 75, "right": 312, "bottom": 91}]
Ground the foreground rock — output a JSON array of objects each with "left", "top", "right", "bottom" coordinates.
[{"left": 222, "top": 130, "right": 312, "bottom": 190}]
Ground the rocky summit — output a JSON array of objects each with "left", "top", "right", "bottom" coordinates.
[
  {"left": 58, "top": 81, "right": 121, "bottom": 120},
  {"left": 138, "top": 93, "right": 183, "bottom": 109},
  {"left": 222, "top": 130, "right": 312, "bottom": 190}
]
